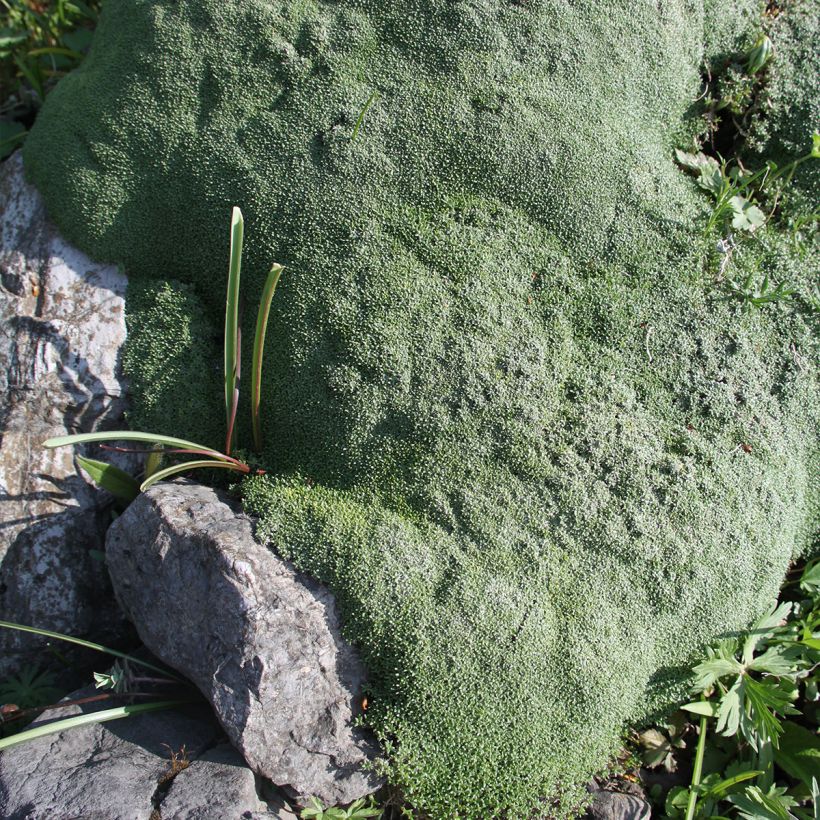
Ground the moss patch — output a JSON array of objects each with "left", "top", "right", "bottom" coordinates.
[{"left": 22, "top": 0, "right": 819, "bottom": 816}]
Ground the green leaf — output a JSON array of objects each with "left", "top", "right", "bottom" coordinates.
[
  {"left": 0, "top": 701, "right": 186, "bottom": 751},
  {"left": 812, "top": 132, "right": 820, "bottom": 160},
  {"left": 702, "top": 769, "right": 764, "bottom": 798},
  {"left": 224, "top": 206, "right": 243, "bottom": 454},
  {"left": 0, "top": 620, "right": 182, "bottom": 681},
  {"left": 692, "top": 640, "right": 742, "bottom": 692},
  {"left": 749, "top": 644, "right": 799, "bottom": 677},
  {"left": 716, "top": 677, "right": 743, "bottom": 738},
  {"left": 727, "top": 784, "right": 797, "bottom": 820},
  {"left": 742, "top": 676, "right": 798, "bottom": 748},
  {"left": 43, "top": 431, "right": 230, "bottom": 461},
  {"left": 743, "top": 603, "right": 792, "bottom": 664},
  {"left": 76, "top": 456, "right": 140, "bottom": 502},
  {"left": 301, "top": 796, "right": 325, "bottom": 818},
  {"left": 801, "top": 560, "right": 820, "bottom": 594},
  {"left": 675, "top": 149, "right": 718, "bottom": 173},
  {"left": 0, "top": 666, "right": 62, "bottom": 709},
  {"left": 351, "top": 90, "right": 379, "bottom": 142},
  {"left": 139, "top": 459, "right": 247, "bottom": 492},
  {"left": 698, "top": 166, "right": 725, "bottom": 196},
  {"left": 639, "top": 727, "right": 673, "bottom": 767},
  {"left": 681, "top": 701, "right": 720, "bottom": 717},
  {"left": 730, "top": 196, "right": 766, "bottom": 232},
  {"left": 746, "top": 34, "right": 774, "bottom": 74},
  {"left": 773, "top": 722, "right": 820, "bottom": 790},
  {"left": 664, "top": 785, "right": 690, "bottom": 818},
  {"left": 251, "top": 263, "right": 284, "bottom": 453}
]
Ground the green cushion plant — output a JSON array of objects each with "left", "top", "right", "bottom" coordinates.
[{"left": 21, "top": 0, "right": 819, "bottom": 816}]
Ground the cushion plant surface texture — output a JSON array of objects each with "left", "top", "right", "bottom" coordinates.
[{"left": 24, "top": 0, "right": 819, "bottom": 816}]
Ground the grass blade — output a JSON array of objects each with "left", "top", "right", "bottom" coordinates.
[
  {"left": 43, "top": 431, "right": 231, "bottom": 462},
  {"left": 0, "top": 620, "right": 182, "bottom": 680},
  {"left": 0, "top": 701, "right": 187, "bottom": 752},
  {"left": 251, "top": 263, "right": 284, "bottom": 452},
  {"left": 139, "top": 459, "right": 248, "bottom": 492},
  {"left": 224, "top": 206, "right": 243, "bottom": 454},
  {"left": 76, "top": 456, "right": 140, "bottom": 502},
  {"left": 352, "top": 90, "right": 379, "bottom": 142}
]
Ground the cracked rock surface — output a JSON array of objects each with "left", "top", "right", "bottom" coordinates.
[
  {"left": 0, "top": 152, "right": 133, "bottom": 676},
  {"left": 105, "top": 481, "right": 383, "bottom": 807},
  {"left": 0, "top": 684, "right": 294, "bottom": 819}
]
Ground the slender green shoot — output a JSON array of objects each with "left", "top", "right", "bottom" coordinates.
[
  {"left": 685, "top": 715, "right": 708, "bottom": 820},
  {"left": 139, "top": 459, "right": 249, "bottom": 492},
  {"left": 43, "top": 431, "right": 235, "bottom": 464},
  {"left": 0, "top": 701, "right": 186, "bottom": 752},
  {"left": 224, "top": 206, "right": 243, "bottom": 454},
  {"left": 0, "top": 620, "right": 182, "bottom": 681},
  {"left": 251, "top": 263, "right": 284, "bottom": 452},
  {"left": 352, "top": 91, "right": 379, "bottom": 142}
]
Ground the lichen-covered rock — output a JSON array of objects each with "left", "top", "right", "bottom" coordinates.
[
  {"left": 105, "top": 481, "right": 382, "bottom": 807},
  {"left": 0, "top": 152, "right": 133, "bottom": 677},
  {"left": 0, "top": 684, "right": 291, "bottom": 819},
  {"left": 21, "top": 1, "right": 820, "bottom": 816}
]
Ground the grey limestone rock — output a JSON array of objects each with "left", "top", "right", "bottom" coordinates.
[
  {"left": 0, "top": 152, "right": 135, "bottom": 676},
  {"left": 585, "top": 789, "right": 652, "bottom": 820},
  {"left": 0, "top": 684, "right": 291, "bottom": 819},
  {"left": 105, "top": 481, "right": 383, "bottom": 807},
  {"left": 160, "top": 742, "right": 298, "bottom": 820}
]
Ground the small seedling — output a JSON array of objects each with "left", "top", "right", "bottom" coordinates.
[
  {"left": 43, "top": 207, "right": 284, "bottom": 494},
  {"left": 676, "top": 132, "right": 820, "bottom": 236},
  {"left": 721, "top": 272, "right": 796, "bottom": 310},
  {"left": 301, "top": 795, "right": 382, "bottom": 820}
]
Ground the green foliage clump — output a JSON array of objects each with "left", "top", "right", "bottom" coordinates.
[{"left": 20, "top": 0, "right": 820, "bottom": 816}]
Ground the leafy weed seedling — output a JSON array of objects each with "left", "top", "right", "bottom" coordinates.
[
  {"left": 655, "top": 557, "right": 820, "bottom": 820},
  {"left": 301, "top": 795, "right": 382, "bottom": 820},
  {"left": 720, "top": 272, "right": 796, "bottom": 311}
]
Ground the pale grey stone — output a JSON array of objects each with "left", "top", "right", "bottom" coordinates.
[
  {"left": 160, "top": 742, "right": 298, "bottom": 820},
  {"left": 0, "top": 152, "right": 136, "bottom": 676},
  {"left": 0, "top": 684, "right": 291, "bottom": 819},
  {"left": 105, "top": 481, "right": 383, "bottom": 807}
]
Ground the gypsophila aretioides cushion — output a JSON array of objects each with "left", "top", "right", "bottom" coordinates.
[{"left": 24, "top": 0, "right": 819, "bottom": 816}]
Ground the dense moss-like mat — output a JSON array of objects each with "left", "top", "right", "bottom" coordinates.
[{"left": 24, "top": 0, "right": 819, "bottom": 815}]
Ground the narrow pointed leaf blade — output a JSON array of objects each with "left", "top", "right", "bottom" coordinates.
[
  {"left": 139, "top": 459, "right": 247, "bottom": 492},
  {"left": 251, "top": 263, "right": 284, "bottom": 452},
  {"left": 43, "top": 431, "right": 230, "bottom": 461},
  {"left": 0, "top": 620, "right": 181, "bottom": 680},
  {"left": 76, "top": 456, "right": 140, "bottom": 502},
  {"left": 225, "top": 206, "right": 243, "bottom": 448},
  {"left": 0, "top": 701, "right": 186, "bottom": 751},
  {"left": 681, "top": 701, "right": 720, "bottom": 717}
]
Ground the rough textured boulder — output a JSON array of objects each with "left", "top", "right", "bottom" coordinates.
[
  {"left": 105, "top": 481, "right": 382, "bottom": 807},
  {"left": 0, "top": 686, "right": 294, "bottom": 819},
  {"left": 21, "top": 0, "right": 820, "bottom": 816},
  {"left": 585, "top": 790, "right": 651, "bottom": 820},
  {"left": 0, "top": 152, "right": 133, "bottom": 677}
]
